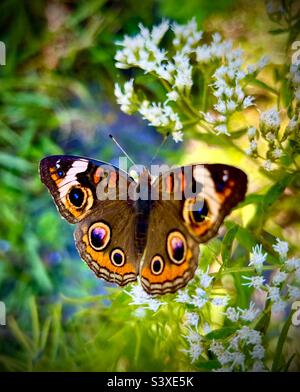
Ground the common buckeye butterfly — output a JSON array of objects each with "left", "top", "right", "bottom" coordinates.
[{"left": 39, "top": 155, "right": 247, "bottom": 295}]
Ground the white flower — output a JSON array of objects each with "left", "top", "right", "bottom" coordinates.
[
  {"left": 147, "top": 298, "right": 164, "bottom": 312},
  {"left": 237, "top": 326, "right": 261, "bottom": 345},
  {"left": 266, "top": 132, "right": 276, "bottom": 142},
  {"left": 226, "top": 100, "right": 238, "bottom": 112},
  {"left": 247, "top": 126, "right": 257, "bottom": 139},
  {"left": 243, "top": 96, "right": 255, "bottom": 108},
  {"left": 166, "top": 90, "right": 179, "bottom": 102},
  {"left": 250, "top": 360, "right": 266, "bottom": 372},
  {"left": 245, "top": 148, "right": 253, "bottom": 156},
  {"left": 250, "top": 140, "right": 257, "bottom": 150},
  {"left": 185, "top": 327, "right": 202, "bottom": 345},
  {"left": 230, "top": 352, "right": 245, "bottom": 370},
  {"left": 285, "top": 257, "right": 300, "bottom": 272},
  {"left": 173, "top": 53, "right": 193, "bottom": 92},
  {"left": 272, "top": 271, "right": 288, "bottom": 286},
  {"left": 183, "top": 342, "right": 203, "bottom": 363},
  {"left": 185, "top": 311, "right": 199, "bottom": 327},
  {"left": 215, "top": 124, "right": 230, "bottom": 136},
  {"left": 260, "top": 108, "right": 281, "bottom": 131},
  {"left": 225, "top": 307, "right": 240, "bottom": 322},
  {"left": 196, "top": 45, "right": 212, "bottom": 63},
  {"left": 210, "top": 340, "right": 224, "bottom": 356},
  {"left": 287, "top": 285, "right": 300, "bottom": 301},
  {"left": 214, "top": 100, "right": 227, "bottom": 114},
  {"left": 239, "top": 301, "right": 260, "bottom": 322},
  {"left": 198, "top": 267, "right": 214, "bottom": 288},
  {"left": 203, "top": 111, "right": 217, "bottom": 124},
  {"left": 272, "top": 300, "right": 287, "bottom": 313},
  {"left": 272, "top": 238, "right": 289, "bottom": 259},
  {"left": 272, "top": 148, "right": 282, "bottom": 159},
  {"left": 172, "top": 130, "right": 183, "bottom": 143},
  {"left": 126, "top": 283, "right": 164, "bottom": 311},
  {"left": 251, "top": 345, "right": 265, "bottom": 360},
  {"left": 263, "top": 159, "right": 273, "bottom": 172},
  {"left": 211, "top": 296, "right": 230, "bottom": 307},
  {"left": 139, "top": 101, "right": 182, "bottom": 131},
  {"left": 151, "top": 19, "right": 169, "bottom": 44},
  {"left": 175, "top": 289, "right": 190, "bottom": 303},
  {"left": 156, "top": 63, "right": 174, "bottom": 82},
  {"left": 203, "top": 323, "right": 211, "bottom": 335},
  {"left": 248, "top": 244, "right": 267, "bottom": 273},
  {"left": 242, "top": 275, "right": 265, "bottom": 290},
  {"left": 217, "top": 351, "right": 234, "bottom": 366},
  {"left": 126, "top": 283, "right": 151, "bottom": 305},
  {"left": 114, "top": 79, "right": 136, "bottom": 114},
  {"left": 192, "top": 288, "right": 208, "bottom": 309},
  {"left": 266, "top": 285, "right": 281, "bottom": 302}
]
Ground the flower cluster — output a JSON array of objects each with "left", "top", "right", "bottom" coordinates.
[
  {"left": 244, "top": 59, "right": 300, "bottom": 172},
  {"left": 209, "top": 326, "right": 265, "bottom": 371},
  {"left": 114, "top": 19, "right": 268, "bottom": 142},
  {"left": 202, "top": 47, "right": 267, "bottom": 136},
  {"left": 241, "top": 239, "right": 300, "bottom": 313},
  {"left": 179, "top": 237, "right": 299, "bottom": 370}
]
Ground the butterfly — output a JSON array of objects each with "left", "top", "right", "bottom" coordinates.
[{"left": 39, "top": 154, "right": 247, "bottom": 295}]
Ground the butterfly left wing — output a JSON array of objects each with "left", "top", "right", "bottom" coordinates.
[
  {"left": 140, "top": 164, "right": 247, "bottom": 295},
  {"left": 74, "top": 200, "right": 139, "bottom": 286},
  {"left": 40, "top": 155, "right": 134, "bottom": 223}
]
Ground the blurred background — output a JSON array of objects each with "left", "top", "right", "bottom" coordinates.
[{"left": 0, "top": 0, "right": 298, "bottom": 371}]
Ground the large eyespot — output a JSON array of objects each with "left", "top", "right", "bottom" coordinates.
[
  {"left": 167, "top": 231, "right": 187, "bottom": 264},
  {"left": 183, "top": 197, "right": 210, "bottom": 225},
  {"left": 110, "top": 248, "right": 125, "bottom": 267},
  {"left": 68, "top": 186, "right": 86, "bottom": 208},
  {"left": 88, "top": 222, "right": 111, "bottom": 251},
  {"left": 191, "top": 198, "right": 209, "bottom": 223},
  {"left": 151, "top": 255, "right": 164, "bottom": 275}
]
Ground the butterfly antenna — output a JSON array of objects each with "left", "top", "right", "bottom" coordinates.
[
  {"left": 109, "top": 134, "right": 136, "bottom": 166},
  {"left": 150, "top": 132, "right": 170, "bottom": 164}
]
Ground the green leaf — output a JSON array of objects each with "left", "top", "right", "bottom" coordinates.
[
  {"left": 205, "top": 327, "right": 238, "bottom": 340},
  {"left": 269, "top": 28, "right": 288, "bottom": 35},
  {"left": 271, "top": 311, "right": 293, "bottom": 371},
  {"left": 263, "top": 174, "right": 294, "bottom": 208},
  {"left": 221, "top": 224, "right": 239, "bottom": 267}
]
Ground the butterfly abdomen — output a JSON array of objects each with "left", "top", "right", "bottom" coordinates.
[{"left": 134, "top": 199, "right": 152, "bottom": 257}]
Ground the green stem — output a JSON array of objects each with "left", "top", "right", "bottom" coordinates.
[{"left": 210, "top": 265, "right": 277, "bottom": 277}]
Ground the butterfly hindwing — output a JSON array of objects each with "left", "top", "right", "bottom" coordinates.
[
  {"left": 74, "top": 200, "right": 139, "bottom": 286},
  {"left": 140, "top": 201, "right": 200, "bottom": 295}
]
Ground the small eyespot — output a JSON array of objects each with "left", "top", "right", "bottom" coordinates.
[
  {"left": 111, "top": 248, "right": 125, "bottom": 267},
  {"left": 57, "top": 169, "right": 64, "bottom": 177},
  {"left": 88, "top": 222, "right": 111, "bottom": 251},
  {"left": 55, "top": 161, "right": 64, "bottom": 177},
  {"left": 151, "top": 255, "right": 164, "bottom": 275},
  {"left": 167, "top": 231, "right": 186, "bottom": 265},
  {"left": 191, "top": 198, "right": 209, "bottom": 223}
]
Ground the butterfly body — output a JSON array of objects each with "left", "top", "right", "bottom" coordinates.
[{"left": 40, "top": 155, "right": 247, "bottom": 295}]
